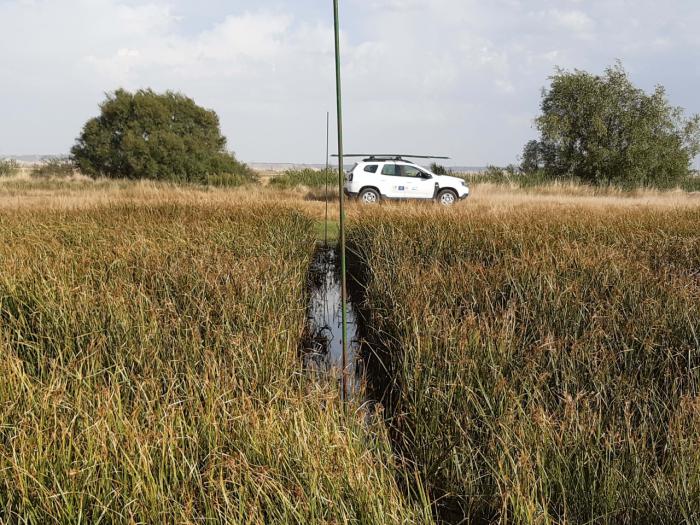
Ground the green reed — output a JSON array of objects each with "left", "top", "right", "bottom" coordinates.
[{"left": 348, "top": 206, "right": 700, "bottom": 524}]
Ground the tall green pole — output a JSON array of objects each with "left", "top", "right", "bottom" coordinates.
[{"left": 333, "top": 0, "right": 349, "bottom": 400}]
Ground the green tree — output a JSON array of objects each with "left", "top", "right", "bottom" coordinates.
[
  {"left": 71, "top": 89, "right": 256, "bottom": 184},
  {"left": 529, "top": 63, "right": 700, "bottom": 186},
  {"left": 520, "top": 140, "right": 545, "bottom": 173}
]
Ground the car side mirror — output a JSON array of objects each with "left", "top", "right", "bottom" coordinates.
[{"left": 422, "top": 173, "right": 433, "bottom": 179}]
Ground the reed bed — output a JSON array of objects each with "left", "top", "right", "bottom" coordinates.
[
  {"left": 269, "top": 169, "right": 332, "bottom": 190},
  {"left": 347, "top": 205, "right": 700, "bottom": 524},
  {"left": 0, "top": 203, "right": 427, "bottom": 523}
]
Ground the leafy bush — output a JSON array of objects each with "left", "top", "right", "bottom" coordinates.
[
  {"left": 71, "top": 89, "right": 256, "bottom": 185},
  {"left": 526, "top": 63, "right": 700, "bottom": 187},
  {"left": 0, "top": 159, "right": 20, "bottom": 177},
  {"left": 31, "top": 158, "right": 75, "bottom": 178},
  {"left": 429, "top": 163, "right": 449, "bottom": 175},
  {"left": 520, "top": 140, "right": 546, "bottom": 173},
  {"left": 269, "top": 168, "right": 333, "bottom": 190}
]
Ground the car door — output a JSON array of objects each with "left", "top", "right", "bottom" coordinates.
[
  {"left": 401, "top": 165, "right": 436, "bottom": 199},
  {"left": 380, "top": 162, "right": 403, "bottom": 198}
]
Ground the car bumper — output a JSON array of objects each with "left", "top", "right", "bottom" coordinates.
[
  {"left": 457, "top": 186, "right": 470, "bottom": 200},
  {"left": 344, "top": 188, "right": 358, "bottom": 198}
]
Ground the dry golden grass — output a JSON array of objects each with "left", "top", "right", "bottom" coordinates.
[{"left": 1, "top": 176, "right": 698, "bottom": 216}]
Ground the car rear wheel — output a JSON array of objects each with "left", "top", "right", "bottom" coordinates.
[
  {"left": 359, "top": 188, "right": 381, "bottom": 204},
  {"left": 437, "top": 189, "right": 457, "bottom": 206}
]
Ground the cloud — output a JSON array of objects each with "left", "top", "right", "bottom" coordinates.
[
  {"left": 548, "top": 9, "right": 595, "bottom": 37},
  {"left": 1, "top": 0, "right": 699, "bottom": 166},
  {"left": 84, "top": 11, "right": 295, "bottom": 81}
]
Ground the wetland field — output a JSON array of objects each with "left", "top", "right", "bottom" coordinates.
[{"left": 0, "top": 175, "right": 698, "bottom": 524}]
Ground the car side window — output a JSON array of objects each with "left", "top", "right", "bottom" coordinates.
[
  {"left": 381, "top": 163, "right": 396, "bottom": 176},
  {"left": 402, "top": 166, "right": 423, "bottom": 178},
  {"left": 364, "top": 164, "right": 378, "bottom": 173}
]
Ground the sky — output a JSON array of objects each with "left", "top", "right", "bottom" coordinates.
[{"left": 1, "top": 0, "right": 699, "bottom": 166}]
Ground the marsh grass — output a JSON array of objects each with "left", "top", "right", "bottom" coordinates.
[
  {"left": 266, "top": 168, "right": 339, "bottom": 203},
  {"left": 305, "top": 186, "right": 340, "bottom": 203},
  {"left": 2, "top": 175, "right": 699, "bottom": 523},
  {"left": 0, "top": 203, "right": 428, "bottom": 523},
  {"left": 206, "top": 170, "right": 259, "bottom": 187},
  {"left": 461, "top": 169, "right": 700, "bottom": 194},
  {"left": 348, "top": 206, "right": 700, "bottom": 524},
  {"left": 269, "top": 168, "right": 332, "bottom": 190}
]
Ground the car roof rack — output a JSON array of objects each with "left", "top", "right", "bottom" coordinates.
[{"left": 332, "top": 154, "right": 450, "bottom": 162}]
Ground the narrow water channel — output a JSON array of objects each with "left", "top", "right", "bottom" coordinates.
[
  {"left": 304, "top": 246, "right": 364, "bottom": 396},
  {"left": 304, "top": 246, "right": 464, "bottom": 523}
]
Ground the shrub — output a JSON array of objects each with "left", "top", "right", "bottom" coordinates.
[
  {"left": 71, "top": 89, "right": 256, "bottom": 185},
  {"left": 461, "top": 165, "right": 522, "bottom": 185},
  {"left": 463, "top": 167, "right": 700, "bottom": 192},
  {"left": 429, "top": 163, "right": 449, "bottom": 175},
  {"left": 30, "top": 157, "right": 75, "bottom": 178},
  {"left": 0, "top": 159, "right": 20, "bottom": 177}
]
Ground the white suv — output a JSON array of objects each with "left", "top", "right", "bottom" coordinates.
[{"left": 344, "top": 157, "right": 469, "bottom": 205}]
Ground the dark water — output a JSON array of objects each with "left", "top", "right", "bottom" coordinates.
[{"left": 304, "top": 246, "right": 364, "bottom": 396}]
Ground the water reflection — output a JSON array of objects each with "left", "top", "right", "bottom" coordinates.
[{"left": 304, "top": 247, "right": 363, "bottom": 396}]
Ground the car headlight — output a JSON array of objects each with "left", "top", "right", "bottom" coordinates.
[{"left": 461, "top": 180, "right": 467, "bottom": 187}]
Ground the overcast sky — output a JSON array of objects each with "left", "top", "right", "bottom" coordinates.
[{"left": 1, "top": 0, "right": 699, "bottom": 166}]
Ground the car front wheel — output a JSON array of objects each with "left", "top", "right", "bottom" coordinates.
[
  {"left": 359, "top": 188, "right": 381, "bottom": 204},
  {"left": 437, "top": 189, "right": 457, "bottom": 206}
]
